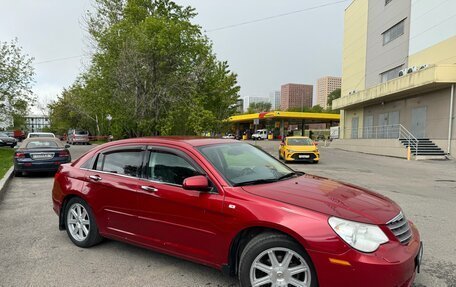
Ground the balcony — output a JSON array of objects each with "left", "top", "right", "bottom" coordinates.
[{"left": 334, "top": 64, "right": 456, "bottom": 110}]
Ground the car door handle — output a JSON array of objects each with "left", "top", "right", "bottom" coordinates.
[
  {"left": 141, "top": 186, "right": 158, "bottom": 192},
  {"left": 89, "top": 175, "right": 102, "bottom": 181}
]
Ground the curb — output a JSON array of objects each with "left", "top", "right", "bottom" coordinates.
[{"left": 0, "top": 166, "right": 14, "bottom": 202}]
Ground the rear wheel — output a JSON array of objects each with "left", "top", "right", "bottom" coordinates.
[
  {"left": 65, "top": 197, "right": 103, "bottom": 248},
  {"left": 239, "top": 233, "right": 317, "bottom": 287}
]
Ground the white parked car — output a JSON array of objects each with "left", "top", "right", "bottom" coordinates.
[
  {"left": 251, "top": 129, "right": 268, "bottom": 140},
  {"left": 27, "top": 132, "right": 56, "bottom": 139},
  {"left": 222, "top": 134, "right": 236, "bottom": 139}
]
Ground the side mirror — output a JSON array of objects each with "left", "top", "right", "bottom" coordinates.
[
  {"left": 65, "top": 144, "right": 71, "bottom": 148},
  {"left": 314, "top": 141, "right": 319, "bottom": 146},
  {"left": 183, "top": 175, "right": 210, "bottom": 192}
]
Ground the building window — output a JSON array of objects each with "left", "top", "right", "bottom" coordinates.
[
  {"left": 380, "top": 65, "right": 404, "bottom": 83},
  {"left": 385, "top": 0, "right": 393, "bottom": 6},
  {"left": 383, "top": 19, "right": 405, "bottom": 45}
]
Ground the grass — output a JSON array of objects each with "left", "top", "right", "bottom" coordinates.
[{"left": 0, "top": 147, "right": 15, "bottom": 179}]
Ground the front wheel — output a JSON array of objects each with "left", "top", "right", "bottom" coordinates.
[
  {"left": 239, "top": 233, "right": 317, "bottom": 287},
  {"left": 65, "top": 197, "right": 103, "bottom": 248}
]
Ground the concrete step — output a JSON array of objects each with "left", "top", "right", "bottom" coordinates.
[{"left": 415, "top": 155, "right": 448, "bottom": 160}]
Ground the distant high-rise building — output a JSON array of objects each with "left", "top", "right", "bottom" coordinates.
[
  {"left": 235, "top": 98, "right": 244, "bottom": 113},
  {"left": 269, "top": 91, "right": 281, "bottom": 110},
  {"left": 280, "top": 84, "right": 313, "bottom": 111},
  {"left": 317, "top": 76, "right": 341, "bottom": 109},
  {"left": 244, "top": 96, "right": 271, "bottom": 112}
]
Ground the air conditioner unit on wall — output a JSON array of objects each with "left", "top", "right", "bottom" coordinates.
[
  {"left": 407, "top": 66, "right": 418, "bottom": 74},
  {"left": 398, "top": 68, "right": 408, "bottom": 77},
  {"left": 419, "top": 64, "right": 429, "bottom": 70}
]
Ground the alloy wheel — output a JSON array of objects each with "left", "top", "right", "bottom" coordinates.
[
  {"left": 249, "top": 247, "right": 311, "bottom": 287},
  {"left": 66, "top": 203, "right": 90, "bottom": 242}
]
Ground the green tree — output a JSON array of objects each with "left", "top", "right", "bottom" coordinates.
[
  {"left": 0, "top": 38, "right": 35, "bottom": 127},
  {"left": 49, "top": 0, "right": 239, "bottom": 138},
  {"left": 327, "top": 88, "right": 341, "bottom": 111},
  {"left": 247, "top": 101, "right": 272, "bottom": 114}
]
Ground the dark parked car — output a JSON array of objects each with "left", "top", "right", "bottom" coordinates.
[
  {"left": 0, "top": 132, "right": 18, "bottom": 148},
  {"left": 52, "top": 137, "right": 422, "bottom": 287},
  {"left": 14, "top": 138, "right": 71, "bottom": 176}
]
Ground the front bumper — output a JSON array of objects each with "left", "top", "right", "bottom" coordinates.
[
  {"left": 285, "top": 151, "right": 320, "bottom": 162},
  {"left": 308, "top": 222, "right": 421, "bottom": 287}
]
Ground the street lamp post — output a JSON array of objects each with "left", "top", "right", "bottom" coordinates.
[{"left": 106, "top": 114, "right": 112, "bottom": 141}]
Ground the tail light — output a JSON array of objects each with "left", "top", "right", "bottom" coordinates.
[
  {"left": 14, "top": 152, "right": 26, "bottom": 159},
  {"left": 58, "top": 150, "right": 70, "bottom": 157}
]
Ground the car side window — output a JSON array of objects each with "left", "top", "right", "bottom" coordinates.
[
  {"left": 96, "top": 150, "right": 143, "bottom": 177},
  {"left": 147, "top": 151, "right": 200, "bottom": 185}
]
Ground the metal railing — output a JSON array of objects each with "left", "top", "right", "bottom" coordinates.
[{"left": 343, "top": 124, "right": 418, "bottom": 156}]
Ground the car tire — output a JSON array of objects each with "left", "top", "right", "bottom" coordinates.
[
  {"left": 313, "top": 160, "right": 319, "bottom": 164},
  {"left": 278, "top": 152, "right": 282, "bottom": 160},
  {"left": 239, "top": 232, "right": 317, "bottom": 287},
  {"left": 64, "top": 197, "right": 103, "bottom": 248}
]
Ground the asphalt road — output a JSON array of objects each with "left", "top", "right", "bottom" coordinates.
[{"left": 0, "top": 142, "right": 455, "bottom": 287}]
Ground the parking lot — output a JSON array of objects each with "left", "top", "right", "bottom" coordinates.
[{"left": 1, "top": 142, "right": 455, "bottom": 286}]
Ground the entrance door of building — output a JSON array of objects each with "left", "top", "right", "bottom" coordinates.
[
  {"left": 351, "top": 117, "right": 359, "bottom": 139},
  {"left": 411, "top": 107, "right": 427, "bottom": 139}
]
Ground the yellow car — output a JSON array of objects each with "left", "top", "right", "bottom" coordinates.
[{"left": 279, "top": 136, "right": 320, "bottom": 163}]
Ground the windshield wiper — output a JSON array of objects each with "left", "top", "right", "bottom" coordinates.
[
  {"left": 233, "top": 178, "right": 278, "bottom": 187},
  {"left": 277, "top": 171, "right": 305, "bottom": 181}
]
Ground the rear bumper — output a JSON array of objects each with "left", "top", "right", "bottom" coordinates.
[
  {"left": 14, "top": 160, "right": 70, "bottom": 172},
  {"left": 308, "top": 223, "right": 421, "bottom": 287}
]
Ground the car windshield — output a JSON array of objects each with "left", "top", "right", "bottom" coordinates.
[
  {"left": 287, "top": 138, "right": 314, "bottom": 146},
  {"left": 26, "top": 141, "right": 59, "bottom": 149},
  {"left": 198, "top": 143, "right": 301, "bottom": 186}
]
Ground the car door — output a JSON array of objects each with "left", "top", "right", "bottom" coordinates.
[
  {"left": 135, "top": 146, "right": 226, "bottom": 265},
  {"left": 82, "top": 145, "right": 146, "bottom": 239}
]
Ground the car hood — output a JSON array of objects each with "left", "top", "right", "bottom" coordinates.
[
  {"left": 284, "top": 145, "right": 316, "bottom": 152},
  {"left": 241, "top": 174, "right": 400, "bottom": 224}
]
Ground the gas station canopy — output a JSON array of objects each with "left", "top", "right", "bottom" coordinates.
[{"left": 228, "top": 111, "right": 340, "bottom": 123}]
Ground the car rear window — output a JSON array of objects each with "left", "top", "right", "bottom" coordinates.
[
  {"left": 75, "top": 130, "right": 88, "bottom": 135},
  {"left": 26, "top": 141, "right": 59, "bottom": 148}
]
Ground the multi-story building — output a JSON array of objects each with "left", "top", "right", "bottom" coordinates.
[
  {"left": 280, "top": 84, "right": 313, "bottom": 111},
  {"left": 316, "top": 76, "right": 341, "bottom": 109},
  {"left": 235, "top": 98, "right": 244, "bottom": 114},
  {"left": 26, "top": 115, "right": 50, "bottom": 132},
  {"left": 333, "top": 0, "right": 456, "bottom": 157},
  {"left": 243, "top": 96, "right": 272, "bottom": 112},
  {"left": 269, "top": 91, "right": 281, "bottom": 110}
]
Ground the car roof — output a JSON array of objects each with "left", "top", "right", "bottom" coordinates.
[
  {"left": 19, "top": 137, "right": 64, "bottom": 148},
  {"left": 96, "top": 137, "right": 239, "bottom": 149}
]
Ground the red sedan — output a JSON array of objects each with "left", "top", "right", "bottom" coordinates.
[{"left": 52, "top": 137, "right": 423, "bottom": 287}]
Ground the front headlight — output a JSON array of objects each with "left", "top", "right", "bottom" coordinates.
[
  {"left": 286, "top": 149, "right": 296, "bottom": 153},
  {"left": 328, "top": 217, "right": 389, "bottom": 253}
]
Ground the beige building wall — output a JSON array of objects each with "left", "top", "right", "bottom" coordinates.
[
  {"left": 340, "top": 0, "right": 369, "bottom": 138},
  {"left": 363, "top": 87, "right": 454, "bottom": 140},
  {"left": 409, "top": 36, "right": 456, "bottom": 67},
  {"left": 343, "top": 108, "right": 364, "bottom": 139},
  {"left": 317, "top": 76, "right": 341, "bottom": 109},
  {"left": 341, "top": 0, "right": 369, "bottom": 98}
]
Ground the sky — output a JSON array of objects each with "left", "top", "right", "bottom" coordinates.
[{"left": 0, "top": 0, "right": 349, "bottom": 113}]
